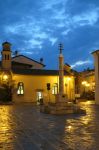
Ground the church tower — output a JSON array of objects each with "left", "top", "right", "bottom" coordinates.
[{"left": 1, "top": 42, "right": 12, "bottom": 71}]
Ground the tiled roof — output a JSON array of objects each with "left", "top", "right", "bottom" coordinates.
[
  {"left": 12, "top": 61, "right": 32, "bottom": 67},
  {"left": 91, "top": 50, "right": 99, "bottom": 54},
  {"left": 12, "top": 55, "right": 45, "bottom": 67},
  {"left": 12, "top": 68, "right": 71, "bottom": 76}
]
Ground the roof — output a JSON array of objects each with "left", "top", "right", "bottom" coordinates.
[
  {"left": 12, "top": 61, "right": 32, "bottom": 67},
  {"left": 65, "top": 63, "right": 71, "bottom": 67},
  {"left": 2, "top": 41, "right": 11, "bottom": 46},
  {"left": 79, "top": 68, "right": 95, "bottom": 74},
  {"left": 12, "top": 68, "right": 71, "bottom": 76},
  {"left": 91, "top": 50, "right": 99, "bottom": 54},
  {"left": 12, "top": 55, "right": 45, "bottom": 67}
]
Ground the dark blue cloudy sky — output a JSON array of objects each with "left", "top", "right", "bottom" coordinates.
[{"left": 0, "top": 0, "right": 99, "bottom": 71}]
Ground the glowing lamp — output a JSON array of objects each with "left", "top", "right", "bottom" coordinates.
[
  {"left": 85, "top": 83, "right": 90, "bottom": 87},
  {"left": 68, "top": 126, "right": 72, "bottom": 129},
  {"left": 82, "top": 81, "right": 87, "bottom": 85},
  {"left": 67, "top": 77, "right": 71, "bottom": 81},
  {"left": 3, "top": 75, "right": 8, "bottom": 81}
]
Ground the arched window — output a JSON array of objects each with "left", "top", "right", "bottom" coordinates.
[
  {"left": 5, "top": 54, "right": 6, "bottom": 60},
  {"left": 17, "top": 82, "right": 24, "bottom": 95},
  {"left": 52, "top": 83, "right": 58, "bottom": 95},
  {"left": 8, "top": 55, "right": 9, "bottom": 60}
]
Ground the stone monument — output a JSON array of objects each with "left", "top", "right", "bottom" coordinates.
[
  {"left": 40, "top": 44, "right": 86, "bottom": 115},
  {"left": 92, "top": 50, "right": 99, "bottom": 104}
]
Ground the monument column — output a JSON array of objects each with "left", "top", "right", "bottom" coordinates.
[
  {"left": 59, "top": 43, "right": 64, "bottom": 96},
  {"left": 92, "top": 50, "right": 99, "bottom": 104}
]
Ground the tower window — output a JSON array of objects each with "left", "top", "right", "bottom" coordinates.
[
  {"left": 5, "top": 55, "right": 6, "bottom": 60},
  {"left": 8, "top": 55, "right": 9, "bottom": 60},
  {"left": 17, "top": 82, "right": 24, "bottom": 95}
]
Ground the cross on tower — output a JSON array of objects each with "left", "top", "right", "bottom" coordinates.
[{"left": 59, "top": 43, "right": 63, "bottom": 54}]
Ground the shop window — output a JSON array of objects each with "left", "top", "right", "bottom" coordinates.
[{"left": 17, "top": 82, "right": 24, "bottom": 95}]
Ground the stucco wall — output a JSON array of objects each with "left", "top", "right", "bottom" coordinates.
[{"left": 12, "top": 74, "right": 75, "bottom": 103}]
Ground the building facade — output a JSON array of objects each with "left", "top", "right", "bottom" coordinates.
[
  {"left": 75, "top": 69, "right": 95, "bottom": 99},
  {"left": 0, "top": 42, "right": 75, "bottom": 104}
]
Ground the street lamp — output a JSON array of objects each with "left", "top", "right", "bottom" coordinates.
[
  {"left": 81, "top": 81, "right": 90, "bottom": 93},
  {"left": 3, "top": 75, "right": 8, "bottom": 81}
]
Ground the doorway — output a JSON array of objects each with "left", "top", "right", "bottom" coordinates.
[{"left": 36, "top": 91, "right": 43, "bottom": 105}]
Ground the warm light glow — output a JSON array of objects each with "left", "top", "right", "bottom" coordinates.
[
  {"left": 82, "top": 81, "right": 90, "bottom": 87},
  {"left": 82, "top": 81, "right": 87, "bottom": 85},
  {"left": 3, "top": 74, "right": 8, "bottom": 80},
  {"left": 85, "top": 83, "right": 90, "bottom": 87},
  {"left": 68, "top": 125, "right": 72, "bottom": 130},
  {"left": 67, "top": 77, "right": 71, "bottom": 81}
]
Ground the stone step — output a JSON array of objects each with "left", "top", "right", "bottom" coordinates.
[
  {"left": 50, "top": 106, "right": 73, "bottom": 111},
  {"left": 50, "top": 109, "right": 74, "bottom": 115}
]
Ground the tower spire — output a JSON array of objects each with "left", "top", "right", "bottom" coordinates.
[{"left": 59, "top": 43, "right": 63, "bottom": 54}]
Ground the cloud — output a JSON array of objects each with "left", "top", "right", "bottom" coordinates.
[
  {"left": 25, "top": 39, "right": 43, "bottom": 49},
  {"left": 0, "top": 0, "right": 99, "bottom": 70},
  {"left": 72, "top": 8, "right": 99, "bottom": 27},
  {"left": 49, "top": 37, "right": 58, "bottom": 45},
  {"left": 62, "top": 29, "right": 71, "bottom": 35},
  {"left": 71, "top": 60, "right": 92, "bottom": 68},
  {"left": 41, "top": 0, "right": 68, "bottom": 10},
  {"left": 23, "top": 51, "right": 39, "bottom": 55},
  {"left": 4, "top": 18, "right": 58, "bottom": 49}
]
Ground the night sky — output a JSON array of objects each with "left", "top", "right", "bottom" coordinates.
[{"left": 0, "top": 0, "right": 99, "bottom": 71}]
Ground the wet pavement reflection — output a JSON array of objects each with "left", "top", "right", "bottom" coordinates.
[{"left": 0, "top": 101, "right": 99, "bottom": 150}]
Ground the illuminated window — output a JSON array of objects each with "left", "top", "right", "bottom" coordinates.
[
  {"left": 17, "top": 82, "right": 24, "bottom": 95},
  {"left": 52, "top": 83, "right": 58, "bottom": 95}
]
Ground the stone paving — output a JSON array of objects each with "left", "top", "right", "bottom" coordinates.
[{"left": 0, "top": 101, "right": 99, "bottom": 150}]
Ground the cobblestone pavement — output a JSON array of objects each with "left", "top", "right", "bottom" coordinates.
[{"left": 0, "top": 101, "right": 99, "bottom": 150}]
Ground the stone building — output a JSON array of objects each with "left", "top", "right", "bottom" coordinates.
[{"left": 0, "top": 42, "right": 75, "bottom": 103}]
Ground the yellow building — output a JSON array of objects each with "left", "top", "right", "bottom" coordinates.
[
  {"left": 75, "top": 69, "right": 95, "bottom": 99},
  {"left": 0, "top": 42, "right": 75, "bottom": 104}
]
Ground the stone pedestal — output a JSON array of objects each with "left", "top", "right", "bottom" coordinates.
[
  {"left": 40, "top": 102, "right": 86, "bottom": 115},
  {"left": 55, "top": 94, "right": 68, "bottom": 102},
  {"left": 40, "top": 93, "right": 86, "bottom": 115}
]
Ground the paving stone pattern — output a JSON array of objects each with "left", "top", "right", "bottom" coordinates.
[{"left": 0, "top": 101, "right": 99, "bottom": 150}]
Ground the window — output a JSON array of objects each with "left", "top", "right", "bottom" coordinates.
[
  {"left": 8, "top": 55, "right": 9, "bottom": 60},
  {"left": 17, "top": 82, "right": 24, "bottom": 95},
  {"left": 5, "top": 54, "right": 6, "bottom": 60},
  {"left": 52, "top": 83, "right": 58, "bottom": 95}
]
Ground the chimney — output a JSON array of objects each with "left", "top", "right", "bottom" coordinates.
[{"left": 40, "top": 58, "right": 43, "bottom": 64}]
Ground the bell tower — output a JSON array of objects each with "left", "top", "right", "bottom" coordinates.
[{"left": 1, "top": 42, "right": 12, "bottom": 71}]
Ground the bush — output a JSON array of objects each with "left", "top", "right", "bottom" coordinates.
[{"left": 0, "top": 84, "right": 12, "bottom": 102}]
